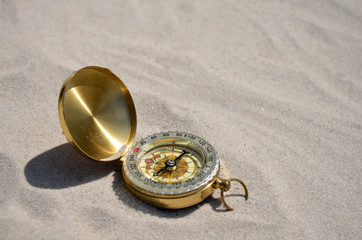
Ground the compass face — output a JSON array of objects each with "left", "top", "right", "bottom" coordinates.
[{"left": 123, "top": 132, "right": 219, "bottom": 195}]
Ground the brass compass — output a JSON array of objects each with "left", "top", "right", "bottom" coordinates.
[{"left": 58, "top": 66, "right": 248, "bottom": 210}]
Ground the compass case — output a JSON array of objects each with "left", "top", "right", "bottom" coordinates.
[
  {"left": 123, "top": 170, "right": 217, "bottom": 209},
  {"left": 58, "top": 66, "right": 137, "bottom": 161}
]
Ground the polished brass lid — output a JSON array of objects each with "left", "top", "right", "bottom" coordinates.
[{"left": 58, "top": 66, "right": 137, "bottom": 161}]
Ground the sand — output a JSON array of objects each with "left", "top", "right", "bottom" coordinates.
[{"left": 0, "top": 0, "right": 361, "bottom": 239}]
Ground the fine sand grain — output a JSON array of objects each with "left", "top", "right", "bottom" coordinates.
[{"left": 1, "top": 1, "right": 361, "bottom": 239}]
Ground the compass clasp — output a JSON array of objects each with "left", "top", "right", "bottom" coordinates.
[{"left": 213, "top": 177, "right": 248, "bottom": 211}]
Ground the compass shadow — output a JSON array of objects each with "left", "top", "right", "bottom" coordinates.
[
  {"left": 24, "top": 143, "right": 119, "bottom": 189},
  {"left": 112, "top": 170, "right": 224, "bottom": 217}
]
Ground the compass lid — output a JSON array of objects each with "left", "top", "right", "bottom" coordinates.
[{"left": 58, "top": 66, "right": 137, "bottom": 161}]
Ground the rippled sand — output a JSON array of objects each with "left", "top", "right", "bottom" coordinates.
[{"left": 0, "top": 1, "right": 361, "bottom": 239}]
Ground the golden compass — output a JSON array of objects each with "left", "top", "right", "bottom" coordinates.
[{"left": 58, "top": 66, "right": 248, "bottom": 210}]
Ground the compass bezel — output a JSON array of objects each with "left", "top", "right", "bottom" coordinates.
[{"left": 122, "top": 132, "right": 220, "bottom": 208}]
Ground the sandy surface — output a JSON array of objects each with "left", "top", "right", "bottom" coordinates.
[{"left": 1, "top": 0, "right": 361, "bottom": 239}]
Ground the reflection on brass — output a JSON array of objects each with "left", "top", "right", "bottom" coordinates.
[
  {"left": 58, "top": 66, "right": 136, "bottom": 161},
  {"left": 58, "top": 66, "right": 248, "bottom": 211}
]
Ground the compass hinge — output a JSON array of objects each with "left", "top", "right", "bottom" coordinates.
[{"left": 213, "top": 178, "right": 231, "bottom": 191}]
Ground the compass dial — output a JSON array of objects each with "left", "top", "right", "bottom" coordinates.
[
  {"left": 123, "top": 132, "right": 219, "bottom": 195},
  {"left": 138, "top": 145, "right": 201, "bottom": 183}
]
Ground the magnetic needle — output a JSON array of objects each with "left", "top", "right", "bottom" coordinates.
[{"left": 58, "top": 66, "right": 248, "bottom": 210}]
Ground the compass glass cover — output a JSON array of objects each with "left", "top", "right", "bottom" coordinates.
[{"left": 123, "top": 132, "right": 219, "bottom": 195}]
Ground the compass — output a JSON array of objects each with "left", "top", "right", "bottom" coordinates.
[{"left": 58, "top": 66, "right": 248, "bottom": 210}]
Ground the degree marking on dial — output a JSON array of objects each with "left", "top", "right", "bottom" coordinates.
[{"left": 126, "top": 132, "right": 219, "bottom": 194}]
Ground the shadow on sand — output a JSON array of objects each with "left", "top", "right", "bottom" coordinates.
[
  {"left": 112, "top": 170, "right": 224, "bottom": 217},
  {"left": 25, "top": 144, "right": 224, "bottom": 217},
  {"left": 24, "top": 143, "right": 119, "bottom": 189}
]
